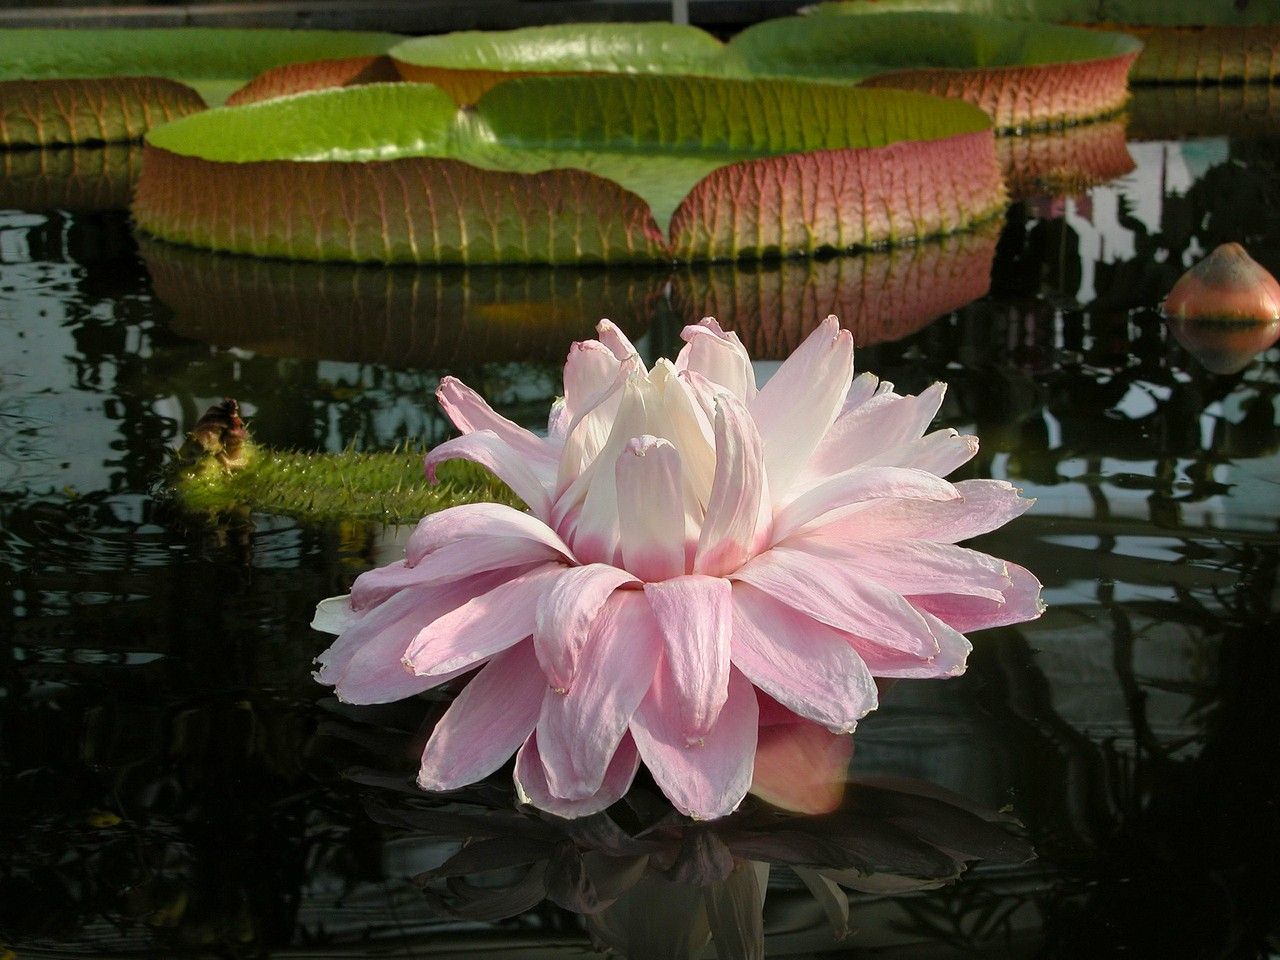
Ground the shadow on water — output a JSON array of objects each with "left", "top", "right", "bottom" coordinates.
[{"left": 1, "top": 93, "right": 1279, "bottom": 956}]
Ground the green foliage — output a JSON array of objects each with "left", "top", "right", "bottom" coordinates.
[{"left": 173, "top": 441, "right": 520, "bottom": 525}]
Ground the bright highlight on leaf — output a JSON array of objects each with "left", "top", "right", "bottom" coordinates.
[
  {"left": 312, "top": 315, "right": 1045, "bottom": 819},
  {"left": 133, "top": 77, "right": 1004, "bottom": 265}
]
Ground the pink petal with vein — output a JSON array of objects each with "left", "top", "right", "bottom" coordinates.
[
  {"left": 533, "top": 562, "right": 637, "bottom": 691},
  {"left": 515, "top": 733, "right": 640, "bottom": 819},
  {"left": 784, "top": 538, "right": 1011, "bottom": 602},
  {"left": 750, "top": 315, "right": 854, "bottom": 503},
  {"left": 911, "top": 562, "right": 1045, "bottom": 634},
  {"left": 695, "top": 393, "right": 768, "bottom": 578},
  {"left": 631, "top": 665, "right": 758, "bottom": 820},
  {"left": 675, "top": 317, "right": 757, "bottom": 403},
  {"left": 644, "top": 575, "right": 733, "bottom": 742},
  {"left": 424, "top": 429, "right": 551, "bottom": 519},
  {"left": 615, "top": 436, "right": 687, "bottom": 582},
  {"left": 403, "top": 563, "right": 564, "bottom": 678},
  {"left": 802, "top": 382, "right": 947, "bottom": 484},
  {"left": 405, "top": 502, "right": 574, "bottom": 567},
  {"left": 730, "top": 583, "right": 876, "bottom": 732},
  {"left": 596, "top": 318, "right": 639, "bottom": 361},
  {"left": 418, "top": 641, "right": 544, "bottom": 792},
  {"left": 732, "top": 546, "right": 938, "bottom": 658},
  {"left": 810, "top": 478, "right": 1034, "bottom": 544},
  {"left": 437, "top": 375, "right": 556, "bottom": 482},
  {"left": 317, "top": 572, "right": 510, "bottom": 704},
  {"left": 771, "top": 466, "right": 959, "bottom": 545},
  {"left": 537, "top": 590, "right": 662, "bottom": 799},
  {"left": 352, "top": 540, "right": 557, "bottom": 611}
]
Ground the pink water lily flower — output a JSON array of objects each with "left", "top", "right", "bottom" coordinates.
[{"left": 312, "top": 316, "right": 1043, "bottom": 820}]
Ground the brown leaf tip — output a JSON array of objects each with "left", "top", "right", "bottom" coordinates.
[{"left": 1163, "top": 242, "right": 1280, "bottom": 324}]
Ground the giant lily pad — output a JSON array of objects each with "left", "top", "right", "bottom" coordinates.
[
  {"left": 140, "top": 225, "right": 998, "bottom": 365},
  {"left": 133, "top": 77, "right": 1004, "bottom": 265},
  {"left": 730, "top": 14, "right": 1140, "bottom": 130},
  {"left": 388, "top": 17, "right": 1140, "bottom": 130},
  {"left": 0, "top": 28, "right": 400, "bottom": 147},
  {"left": 806, "top": 1, "right": 1279, "bottom": 83}
]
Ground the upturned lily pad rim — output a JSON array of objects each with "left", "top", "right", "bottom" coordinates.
[
  {"left": 803, "top": 0, "right": 1280, "bottom": 28},
  {"left": 388, "top": 15, "right": 1141, "bottom": 81},
  {"left": 0, "top": 27, "right": 402, "bottom": 106},
  {"left": 144, "top": 76, "right": 992, "bottom": 167}
]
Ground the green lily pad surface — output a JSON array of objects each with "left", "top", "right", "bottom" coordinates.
[
  {"left": 134, "top": 76, "right": 1004, "bottom": 265},
  {"left": 0, "top": 28, "right": 400, "bottom": 146},
  {"left": 806, "top": 1, "right": 1280, "bottom": 82},
  {"left": 389, "top": 17, "right": 1140, "bottom": 129}
]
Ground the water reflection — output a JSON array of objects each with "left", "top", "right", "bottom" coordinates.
[
  {"left": 0, "top": 145, "right": 142, "bottom": 214},
  {"left": 142, "top": 224, "right": 999, "bottom": 367}
]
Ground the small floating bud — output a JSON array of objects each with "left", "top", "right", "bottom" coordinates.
[
  {"left": 182, "top": 398, "right": 253, "bottom": 472},
  {"left": 1163, "top": 243, "right": 1280, "bottom": 324},
  {"left": 1163, "top": 244, "right": 1280, "bottom": 374}
]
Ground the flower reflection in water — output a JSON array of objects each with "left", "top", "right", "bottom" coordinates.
[{"left": 360, "top": 718, "right": 1032, "bottom": 960}]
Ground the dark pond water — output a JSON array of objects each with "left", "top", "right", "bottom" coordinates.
[{"left": 2, "top": 89, "right": 1279, "bottom": 958}]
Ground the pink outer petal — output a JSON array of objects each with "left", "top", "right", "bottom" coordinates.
[
  {"left": 855, "top": 609, "right": 972, "bottom": 679},
  {"left": 630, "top": 665, "right": 758, "bottom": 821},
  {"left": 405, "top": 502, "right": 574, "bottom": 568},
  {"left": 840, "top": 371, "right": 883, "bottom": 415},
  {"left": 616, "top": 436, "right": 687, "bottom": 582},
  {"left": 556, "top": 354, "right": 637, "bottom": 498},
  {"left": 418, "top": 641, "right": 544, "bottom": 792},
  {"left": 805, "top": 479, "right": 1034, "bottom": 545},
  {"left": 424, "top": 430, "right": 552, "bottom": 520},
  {"left": 770, "top": 466, "right": 960, "bottom": 544},
  {"left": 858, "top": 429, "right": 979, "bottom": 478},
  {"left": 782, "top": 538, "right": 1012, "bottom": 603},
  {"left": 750, "top": 315, "right": 855, "bottom": 504},
  {"left": 515, "top": 732, "right": 641, "bottom": 819},
  {"left": 352, "top": 539, "right": 560, "bottom": 612},
  {"left": 533, "top": 562, "right": 638, "bottom": 692},
  {"left": 675, "top": 318, "right": 757, "bottom": 404},
  {"left": 312, "top": 595, "right": 358, "bottom": 635},
  {"left": 564, "top": 340, "right": 623, "bottom": 420},
  {"left": 537, "top": 590, "right": 662, "bottom": 799},
  {"left": 403, "top": 563, "right": 565, "bottom": 679},
  {"left": 596, "top": 318, "right": 639, "bottom": 361},
  {"left": 437, "top": 376, "right": 556, "bottom": 482},
  {"left": 316, "top": 572, "right": 512, "bottom": 704},
  {"left": 731, "top": 547, "right": 939, "bottom": 659},
  {"left": 911, "top": 561, "right": 1045, "bottom": 634},
  {"left": 643, "top": 576, "right": 733, "bottom": 742},
  {"left": 801, "top": 382, "right": 947, "bottom": 484},
  {"left": 730, "top": 583, "right": 877, "bottom": 733},
  {"left": 694, "top": 393, "right": 769, "bottom": 578},
  {"left": 749, "top": 716, "right": 854, "bottom": 815}
]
